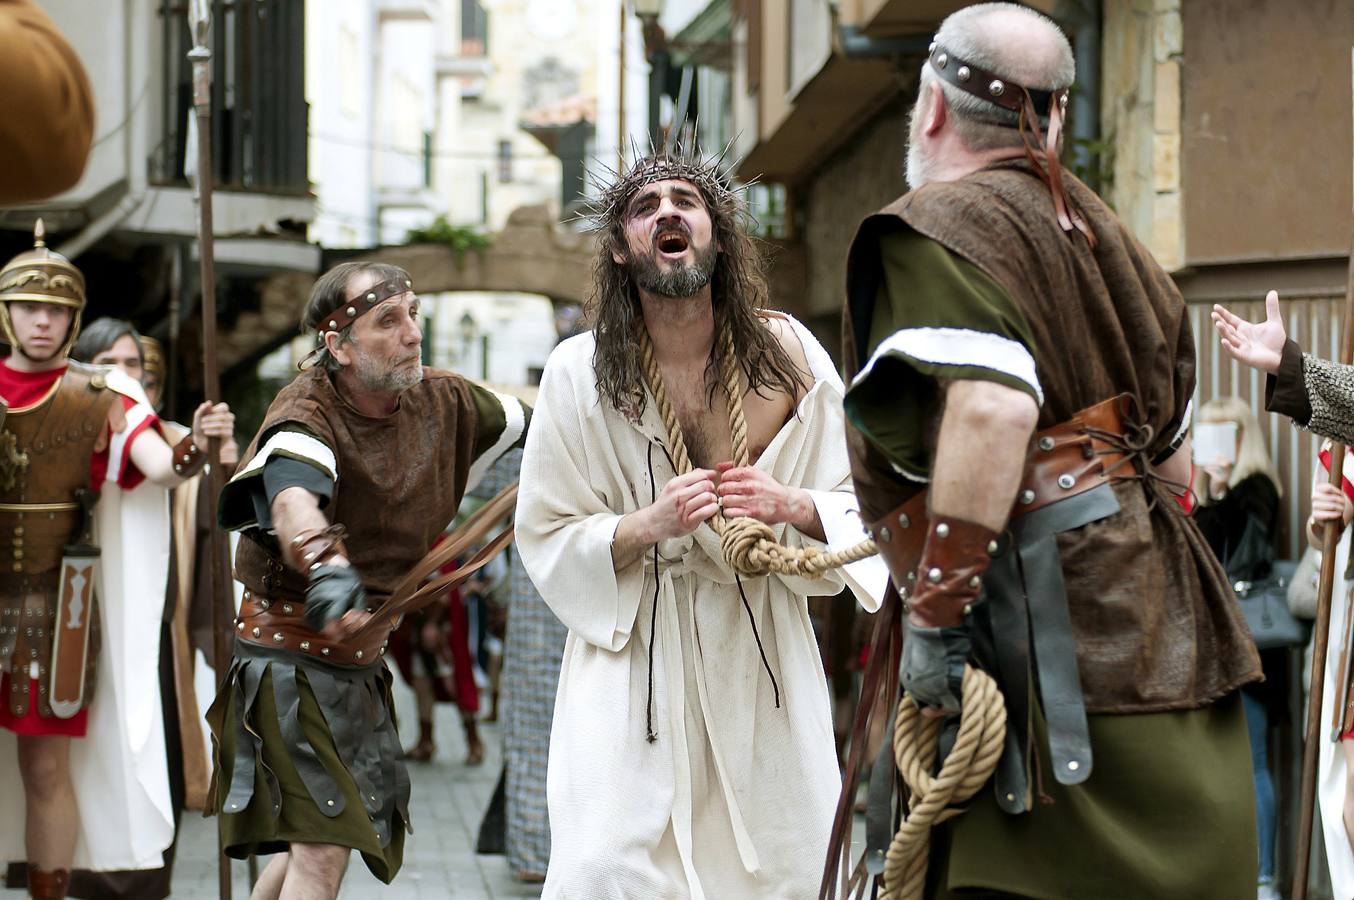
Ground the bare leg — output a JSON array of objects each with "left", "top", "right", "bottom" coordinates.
[
  {"left": 463, "top": 711, "right": 484, "bottom": 766},
  {"left": 403, "top": 677, "right": 437, "bottom": 761},
  {"left": 17, "top": 734, "right": 77, "bottom": 870},
  {"left": 249, "top": 853, "right": 289, "bottom": 900},
  {"left": 414, "top": 675, "right": 435, "bottom": 723},
  {"left": 279, "top": 843, "right": 349, "bottom": 900}
]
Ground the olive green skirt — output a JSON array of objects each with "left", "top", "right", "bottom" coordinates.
[
  {"left": 926, "top": 691, "right": 1256, "bottom": 899},
  {"left": 206, "top": 643, "right": 409, "bottom": 884}
]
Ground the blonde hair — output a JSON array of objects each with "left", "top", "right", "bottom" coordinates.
[{"left": 1197, "top": 396, "right": 1282, "bottom": 502}]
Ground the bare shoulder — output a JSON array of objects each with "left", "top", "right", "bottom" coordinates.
[{"left": 758, "top": 311, "right": 812, "bottom": 379}]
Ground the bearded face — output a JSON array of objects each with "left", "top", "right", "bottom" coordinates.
[
  {"left": 615, "top": 178, "right": 719, "bottom": 300},
  {"left": 349, "top": 334, "right": 424, "bottom": 393}
]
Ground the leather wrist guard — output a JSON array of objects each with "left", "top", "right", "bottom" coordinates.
[
  {"left": 170, "top": 433, "right": 208, "bottom": 478},
  {"left": 907, "top": 516, "right": 1002, "bottom": 627},
  {"left": 285, "top": 524, "right": 349, "bottom": 573}
]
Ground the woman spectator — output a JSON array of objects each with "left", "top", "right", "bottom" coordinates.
[{"left": 1193, "top": 396, "right": 1282, "bottom": 900}]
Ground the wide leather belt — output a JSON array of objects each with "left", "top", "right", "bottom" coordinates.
[
  {"left": 234, "top": 590, "right": 395, "bottom": 667},
  {"left": 864, "top": 393, "right": 1133, "bottom": 589},
  {"left": 860, "top": 393, "right": 1143, "bottom": 825}
]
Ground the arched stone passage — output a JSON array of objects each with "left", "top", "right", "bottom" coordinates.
[{"left": 362, "top": 204, "right": 593, "bottom": 305}]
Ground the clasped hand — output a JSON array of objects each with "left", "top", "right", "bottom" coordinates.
[
  {"left": 639, "top": 463, "right": 810, "bottom": 542},
  {"left": 190, "top": 401, "right": 241, "bottom": 466}
]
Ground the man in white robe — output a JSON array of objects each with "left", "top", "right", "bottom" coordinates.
[{"left": 517, "top": 151, "right": 886, "bottom": 899}]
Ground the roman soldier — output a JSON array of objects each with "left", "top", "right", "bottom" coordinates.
[{"left": 0, "top": 221, "right": 234, "bottom": 900}]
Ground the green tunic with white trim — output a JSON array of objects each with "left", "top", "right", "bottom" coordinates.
[{"left": 841, "top": 161, "right": 1261, "bottom": 899}]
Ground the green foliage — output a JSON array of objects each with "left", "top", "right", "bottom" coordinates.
[
  {"left": 1068, "top": 136, "right": 1115, "bottom": 198},
  {"left": 404, "top": 216, "right": 492, "bottom": 256}
]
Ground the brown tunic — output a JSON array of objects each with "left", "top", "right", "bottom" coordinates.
[
  {"left": 842, "top": 159, "right": 1261, "bottom": 713},
  {"left": 229, "top": 366, "right": 517, "bottom": 603}
]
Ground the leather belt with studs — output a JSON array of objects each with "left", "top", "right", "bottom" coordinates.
[{"left": 234, "top": 590, "right": 392, "bottom": 666}]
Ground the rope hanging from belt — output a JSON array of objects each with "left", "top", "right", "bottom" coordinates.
[
  {"left": 877, "top": 666, "right": 1006, "bottom": 900},
  {"left": 636, "top": 324, "right": 877, "bottom": 578}
]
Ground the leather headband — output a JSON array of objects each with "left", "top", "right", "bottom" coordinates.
[
  {"left": 318, "top": 277, "right": 414, "bottom": 337},
  {"left": 298, "top": 276, "right": 416, "bottom": 371},
  {"left": 926, "top": 42, "right": 1066, "bottom": 119}
]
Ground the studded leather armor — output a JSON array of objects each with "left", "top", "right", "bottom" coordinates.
[{"left": 0, "top": 361, "right": 115, "bottom": 717}]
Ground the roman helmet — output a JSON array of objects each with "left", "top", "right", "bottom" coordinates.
[
  {"left": 139, "top": 334, "right": 166, "bottom": 409},
  {"left": 0, "top": 219, "right": 87, "bottom": 358}
]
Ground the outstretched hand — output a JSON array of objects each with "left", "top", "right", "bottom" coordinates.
[{"left": 1211, "top": 290, "right": 1286, "bottom": 375}]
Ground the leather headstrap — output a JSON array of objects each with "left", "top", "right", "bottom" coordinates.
[
  {"left": 927, "top": 42, "right": 1097, "bottom": 248},
  {"left": 297, "top": 276, "right": 416, "bottom": 370}
]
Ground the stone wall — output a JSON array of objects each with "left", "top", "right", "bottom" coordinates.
[
  {"left": 793, "top": 100, "right": 909, "bottom": 351},
  {"left": 1101, "top": 0, "right": 1183, "bottom": 270}
]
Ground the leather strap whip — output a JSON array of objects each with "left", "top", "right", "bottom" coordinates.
[{"left": 348, "top": 482, "right": 518, "bottom": 642}]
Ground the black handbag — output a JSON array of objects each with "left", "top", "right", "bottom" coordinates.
[
  {"left": 1235, "top": 560, "right": 1310, "bottom": 650},
  {"left": 1224, "top": 515, "right": 1309, "bottom": 650}
]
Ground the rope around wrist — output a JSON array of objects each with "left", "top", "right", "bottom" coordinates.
[{"left": 636, "top": 324, "right": 877, "bottom": 578}]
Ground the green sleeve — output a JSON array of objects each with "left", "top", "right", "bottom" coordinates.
[
  {"left": 465, "top": 382, "right": 531, "bottom": 487},
  {"left": 843, "top": 228, "right": 1038, "bottom": 481}
]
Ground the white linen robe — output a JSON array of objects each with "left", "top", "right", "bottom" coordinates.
[{"left": 517, "top": 316, "right": 887, "bottom": 899}]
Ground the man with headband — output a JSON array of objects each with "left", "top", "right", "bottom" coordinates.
[
  {"left": 515, "top": 149, "right": 885, "bottom": 897},
  {"left": 206, "top": 261, "right": 528, "bottom": 899},
  {"left": 836, "top": 4, "right": 1259, "bottom": 897}
]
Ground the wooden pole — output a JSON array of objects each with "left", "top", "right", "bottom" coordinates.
[
  {"left": 618, "top": 0, "right": 626, "bottom": 173},
  {"left": 1294, "top": 242, "right": 1354, "bottom": 900},
  {"left": 188, "top": 4, "right": 234, "bottom": 898}
]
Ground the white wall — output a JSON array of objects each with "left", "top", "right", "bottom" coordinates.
[
  {"left": 375, "top": 17, "right": 435, "bottom": 195},
  {"left": 308, "top": 0, "right": 378, "bottom": 248}
]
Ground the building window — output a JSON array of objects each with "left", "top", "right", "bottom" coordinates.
[
  {"left": 423, "top": 131, "right": 434, "bottom": 187},
  {"left": 748, "top": 183, "right": 787, "bottom": 239},
  {"left": 461, "top": 0, "right": 488, "bottom": 56},
  {"left": 497, "top": 140, "right": 513, "bottom": 184}
]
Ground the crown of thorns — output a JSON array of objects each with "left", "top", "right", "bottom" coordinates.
[{"left": 584, "top": 141, "right": 749, "bottom": 232}]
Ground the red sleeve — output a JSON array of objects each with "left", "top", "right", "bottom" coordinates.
[
  {"left": 90, "top": 395, "right": 165, "bottom": 489},
  {"left": 1175, "top": 464, "right": 1196, "bottom": 515},
  {"left": 1318, "top": 446, "right": 1354, "bottom": 504}
]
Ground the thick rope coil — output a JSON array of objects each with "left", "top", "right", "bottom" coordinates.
[
  {"left": 637, "top": 325, "right": 877, "bottom": 578},
  {"left": 880, "top": 665, "right": 1007, "bottom": 900}
]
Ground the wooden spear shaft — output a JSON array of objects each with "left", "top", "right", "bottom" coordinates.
[
  {"left": 1294, "top": 243, "right": 1354, "bottom": 900},
  {"left": 188, "top": 9, "right": 234, "bottom": 900}
]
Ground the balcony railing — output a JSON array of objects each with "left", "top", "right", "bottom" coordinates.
[{"left": 154, "top": 0, "right": 309, "bottom": 195}]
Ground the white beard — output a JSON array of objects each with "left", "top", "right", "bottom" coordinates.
[{"left": 904, "top": 99, "right": 934, "bottom": 189}]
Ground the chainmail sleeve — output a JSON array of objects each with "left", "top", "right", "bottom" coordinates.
[{"left": 1303, "top": 353, "right": 1354, "bottom": 444}]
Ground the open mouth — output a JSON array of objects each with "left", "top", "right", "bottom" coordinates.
[{"left": 656, "top": 229, "right": 690, "bottom": 255}]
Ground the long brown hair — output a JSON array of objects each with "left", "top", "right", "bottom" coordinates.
[{"left": 588, "top": 178, "right": 805, "bottom": 419}]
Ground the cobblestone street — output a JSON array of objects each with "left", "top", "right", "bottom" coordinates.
[{"left": 172, "top": 671, "right": 544, "bottom": 900}]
